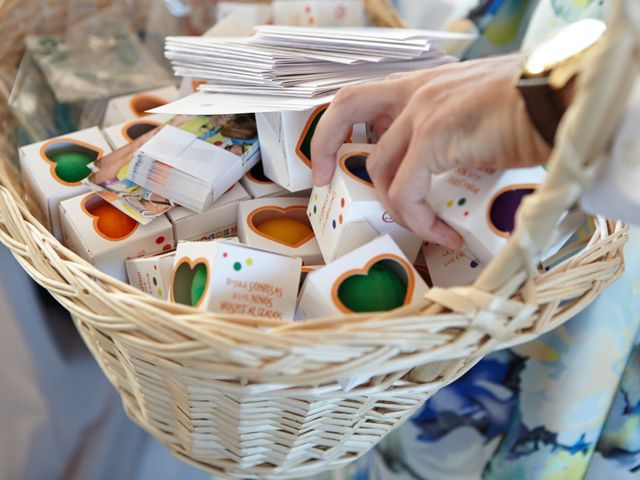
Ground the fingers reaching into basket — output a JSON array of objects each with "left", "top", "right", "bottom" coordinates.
[{"left": 311, "top": 54, "right": 551, "bottom": 248}]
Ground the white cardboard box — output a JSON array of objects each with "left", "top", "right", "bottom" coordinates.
[
  {"left": 256, "top": 106, "right": 371, "bottom": 192},
  {"left": 59, "top": 193, "right": 175, "bottom": 281},
  {"left": 296, "top": 234, "right": 429, "bottom": 319},
  {"left": 102, "top": 86, "right": 180, "bottom": 128},
  {"left": 308, "top": 143, "right": 422, "bottom": 264},
  {"left": 422, "top": 243, "right": 484, "bottom": 288},
  {"left": 169, "top": 240, "right": 301, "bottom": 319},
  {"left": 125, "top": 251, "right": 176, "bottom": 299},
  {"left": 240, "top": 161, "right": 288, "bottom": 198},
  {"left": 102, "top": 113, "right": 173, "bottom": 150},
  {"left": 273, "top": 0, "right": 365, "bottom": 27},
  {"left": 19, "top": 127, "right": 112, "bottom": 240},
  {"left": 428, "top": 166, "right": 548, "bottom": 264},
  {"left": 167, "top": 182, "right": 250, "bottom": 241},
  {"left": 238, "top": 196, "right": 323, "bottom": 265}
]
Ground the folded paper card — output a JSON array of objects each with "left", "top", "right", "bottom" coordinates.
[
  {"left": 308, "top": 143, "right": 422, "bottom": 263},
  {"left": 20, "top": 127, "right": 112, "bottom": 240},
  {"left": 169, "top": 240, "right": 301, "bottom": 319},
  {"left": 240, "top": 161, "right": 287, "bottom": 199},
  {"left": 128, "top": 114, "right": 260, "bottom": 212},
  {"left": 422, "top": 243, "right": 484, "bottom": 288}
]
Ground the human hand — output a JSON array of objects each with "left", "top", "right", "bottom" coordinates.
[{"left": 311, "top": 54, "right": 551, "bottom": 250}]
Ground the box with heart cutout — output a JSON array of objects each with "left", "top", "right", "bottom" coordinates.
[
  {"left": 169, "top": 240, "right": 301, "bottom": 319},
  {"left": 428, "top": 166, "right": 556, "bottom": 264},
  {"left": 422, "top": 242, "right": 484, "bottom": 288},
  {"left": 59, "top": 193, "right": 175, "bottom": 281},
  {"left": 167, "top": 182, "right": 251, "bottom": 242},
  {"left": 102, "top": 113, "right": 173, "bottom": 150},
  {"left": 308, "top": 143, "right": 422, "bottom": 264},
  {"left": 125, "top": 250, "right": 176, "bottom": 300},
  {"left": 102, "top": 85, "right": 179, "bottom": 128},
  {"left": 296, "top": 234, "right": 429, "bottom": 320},
  {"left": 19, "top": 127, "right": 113, "bottom": 240},
  {"left": 238, "top": 197, "right": 324, "bottom": 266},
  {"left": 240, "top": 161, "right": 287, "bottom": 199},
  {"left": 255, "top": 104, "right": 370, "bottom": 192}
]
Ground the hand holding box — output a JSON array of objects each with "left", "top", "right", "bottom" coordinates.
[{"left": 308, "top": 144, "right": 422, "bottom": 263}]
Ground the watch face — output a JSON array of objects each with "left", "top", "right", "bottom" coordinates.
[{"left": 526, "top": 18, "right": 607, "bottom": 76}]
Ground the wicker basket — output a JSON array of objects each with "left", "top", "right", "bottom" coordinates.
[{"left": 0, "top": 0, "right": 636, "bottom": 478}]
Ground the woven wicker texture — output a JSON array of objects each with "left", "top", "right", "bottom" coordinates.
[{"left": 0, "top": 0, "right": 636, "bottom": 478}]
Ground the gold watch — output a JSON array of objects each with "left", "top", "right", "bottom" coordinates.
[{"left": 517, "top": 19, "right": 607, "bottom": 145}]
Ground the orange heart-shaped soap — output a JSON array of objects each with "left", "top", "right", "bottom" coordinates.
[
  {"left": 82, "top": 194, "right": 139, "bottom": 241},
  {"left": 249, "top": 206, "right": 315, "bottom": 248}
]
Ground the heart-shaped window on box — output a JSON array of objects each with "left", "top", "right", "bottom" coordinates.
[
  {"left": 339, "top": 151, "right": 373, "bottom": 188},
  {"left": 81, "top": 194, "right": 139, "bottom": 241},
  {"left": 487, "top": 184, "right": 539, "bottom": 237},
  {"left": 245, "top": 161, "right": 274, "bottom": 185},
  {"left": 332, "top": 254, "right": 415, "bottom": 313},
  {"left": 295, "top": 104, "right": 353, "bottom": 169},
  {"left": 122, "top": 120, "right": 162, "bottom": 142},
  {"left": 41, "top": 139, "right": 102, "bottom": 186},
  {"left": 129, "top": 93, "right": 170, "bottom": 117},
  {"left": 248, "top": 205, "right": 315, "bottom": 248},
  {"left": 170, "top": 257, "right": 210, "bottom": 307}
]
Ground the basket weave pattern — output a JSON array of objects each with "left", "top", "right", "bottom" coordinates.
[{"left": 0, "top": 0, "right": 636, "bottom": 478}]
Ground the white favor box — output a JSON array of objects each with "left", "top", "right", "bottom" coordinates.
[
  {"left": 125, "top": 251, "right": 176, "bottom": 299},
  {"left": 238, "top": 197, "right": 323, "bottom": 265},
  {"left": 19, "top": 127, "right": 112, "bottom": 240},
  {"left": 167, "top": 182, "right": 250, "bottom": 241},
  {"left": 423, "top": 243, "right": 484, "bottom": 288},
  {"left": 59, "top": 193, "right": 175, "bottom": 281},
  {"left": 241, "top": 162, "right": 288, "bottom": 198},
  {"left": 102, "top": 113, "right": 172, "bottom": 149},
  {"left": 308, "top": 143, "right": 422, "bottom": 264},
  {"left": 256, "top": 105, "right": 370, "bottom": 192},
  {"left": 102, "top": 86, "right": 179, "bottom": 128},
  {"left": 169, "top": 240, "right": 301, "bottom": 319},
  {"left": 217, "top": 1, "right": 273, "bottom": 25},
  {"left": 296, "top": 235, "right": 429, "bottom": 316},
  {"left": 428, "top": 166, "right": 547, "bottom": 264},
  {"left": 273, "top": 0, "right": 365, "bottom": 27}
]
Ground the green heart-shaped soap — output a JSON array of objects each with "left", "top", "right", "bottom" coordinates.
[
  {"left": 338, "top": 262, "right": 407, "bottom": 313},
  {"left": 172, "top": 261, "right": 208, "bottom": 307},
  {"left": 45, "top": 142, "right": 100, "bottom": 183}
]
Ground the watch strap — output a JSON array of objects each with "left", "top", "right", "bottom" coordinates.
[{"left": 518, "top": 76, "right": 567, "bottom": 146}]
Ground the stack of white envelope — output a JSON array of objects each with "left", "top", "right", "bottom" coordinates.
[{"left": 157, "top": 26, "right": 475, "bottom": 115}]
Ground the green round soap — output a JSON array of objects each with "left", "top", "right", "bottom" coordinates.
[
  {"left": 51, "top": 152, "right": 93, "bottom": 183},
  {"left": 338, "top": 263, "right": 406, "bottom": 313},
  {"left": 191, "top": 264, "right": 208, "bottom": 306}
]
